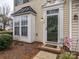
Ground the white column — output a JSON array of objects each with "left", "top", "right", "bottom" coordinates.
[
  {"left": 28, "top": 14, "right": 32, "bottom": 43},
  {"left": 69, "top": 0, "right": 72, "bottom": 38},
  {"left": 13, "top": 17, "right": 14, "bottom": 37},
  {"left": 59, "top": 6, "right": 64, "bottom": 46},
  {"left": 20, "top": 16, "right": 21, "bottom": 37},
  {"left": 68, "top": 0, "right": 72, "bottom": 51}
]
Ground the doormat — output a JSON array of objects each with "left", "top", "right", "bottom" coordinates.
[{"left": 45, "top": 44, "right": 57, "bottom": 48}]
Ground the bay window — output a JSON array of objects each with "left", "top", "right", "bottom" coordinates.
[
  {"left": 13, "top": 5, "right": 36, "bottom": 43},
  {"left": 14, "top": 15, "right": 28, "bottom": 36}
]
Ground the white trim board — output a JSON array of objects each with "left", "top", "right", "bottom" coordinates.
[{"left": 68, "top": 0, "right": 72, "bottom": 38}]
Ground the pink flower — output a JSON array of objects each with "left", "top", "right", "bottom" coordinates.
[{"left": 64, "top": 37, "right": 72, "bottom": 48}]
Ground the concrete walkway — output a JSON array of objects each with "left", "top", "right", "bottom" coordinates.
[{"left": 33, "top": 51, "right": 57, "bottom": 59}]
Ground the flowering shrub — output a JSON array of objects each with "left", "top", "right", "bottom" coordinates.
[{"left": 64, "top": 37, "right": 72, "bottom": 51}]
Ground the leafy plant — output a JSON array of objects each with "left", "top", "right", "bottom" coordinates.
[
  {"left": 58, "top": 52, "right": 76, "bottom": 59},
  {"left": 0, "top": 31, "right": 13, "bottom": 35},
  {"left": 0, "top": 34, "right": 13, "bottom": 50},
  {"left": 0, "top": 29, "right": 4, "bottom": 31}
]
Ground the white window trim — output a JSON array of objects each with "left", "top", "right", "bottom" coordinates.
[{"left": 43, "top": 3, "right": 64, "bottom": 46}]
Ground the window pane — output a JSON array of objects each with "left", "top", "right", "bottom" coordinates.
[
  {"left": 21, "top": 20, "right": 27, "bottom": 25},
  {"left": 21, "top": 16, "right": 27, "bottom": 25},
  {"left": 15, "top": 27, "right": 19, "bottom": 35},
  {"left": 15, "top": 0, "right": 23, "bottom": 6},
  {"left": 15, "top": 22, "right": 19, "bottom": 26},
  {"left": 47, "top": 15, "right": 58, "bottom": 42},
  {"left": 21, "top": 26, "right": 27, "bottom": 36},
  {"left": 47, "top": 9, "right": 59, "bottom": 14},
  {"left": 23, "top": 0, "right": 29, "bottom": 3},
  {"left": 15, "top": 0, "right": 19, "bottom": 6}
]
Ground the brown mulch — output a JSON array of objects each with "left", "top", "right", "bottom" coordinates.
[{"left": 0, "top": 41, "right": 43, "bottom": 59}]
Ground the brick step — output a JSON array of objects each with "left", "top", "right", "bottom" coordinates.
[{"left": 38, "top": 45, "right": 62, "bottom": 54}]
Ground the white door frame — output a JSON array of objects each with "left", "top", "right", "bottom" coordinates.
[{"left": 43, "top": 3, "right": 64, "bottom": 45}]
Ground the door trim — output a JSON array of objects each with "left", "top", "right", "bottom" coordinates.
[{"left": 43, "top": 3, "right": 64, "bottom": 46}]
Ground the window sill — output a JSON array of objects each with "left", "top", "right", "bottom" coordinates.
[{"left": 21, "top": 36, "right": 28, "bottom": 37}]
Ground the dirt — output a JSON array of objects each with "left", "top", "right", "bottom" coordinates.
[{"left": 0, "top": 41, "right": 43, "bottom": 59}]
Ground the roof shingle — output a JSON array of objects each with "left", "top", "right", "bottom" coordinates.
[{"left": 12, "top": 6, "right": 37, "bottom": 16}]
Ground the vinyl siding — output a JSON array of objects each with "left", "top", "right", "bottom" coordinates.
[
  {"left": 64, "top": 0, "right": 79, "bottom": 51},
  {"left": 64, "top": 0, "right": 69, "bottom": 38},
  {"left": 71, "top": 0, "right": 79, "bottom": 51}
]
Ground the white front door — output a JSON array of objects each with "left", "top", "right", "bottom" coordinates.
[
  {"left": 43, "top": 4, "right": 64, "bottom": 45},
  {"left": 47, "top": 9, "right": 59, "bottom": 42}
]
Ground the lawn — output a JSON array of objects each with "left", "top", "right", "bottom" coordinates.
[{"left": 0, "top": 41, "right": 43, "bottom": 59}]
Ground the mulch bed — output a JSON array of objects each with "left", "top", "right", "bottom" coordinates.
[{"left": 0, "top": 41, "right": 43, "bottom": 59}]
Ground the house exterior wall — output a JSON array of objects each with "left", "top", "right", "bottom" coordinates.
[
  {"left": 14, "top": 0, "right": 65, "bottom": 43},
  {"left": 63, "top": 0, "right": 79, "bottom": 51},
  {"left": 14, "top": 0, "right": 43, "bottom": 42},
  {"left": 14, "top": 0, "right": 79, "bottom": 50}
]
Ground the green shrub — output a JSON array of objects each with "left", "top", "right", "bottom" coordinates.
[
  {"left": 0, "top": 31, "right": 13, "bottom": 35},
  {"left": 0, "top": 34, "right": 13, "bottom": 50},
  {"left": 58, "top": 52, "right": 76, "bottom": 59},
  {"left": 0, "top": 29, "right": 4, "bottom": 31}
]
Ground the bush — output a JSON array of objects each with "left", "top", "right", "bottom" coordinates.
[
  {"left": 0, "top": 34, "right": 13, "bottom": 50},
  {"left": 0, "top": 29, "right": 4, "bottom": 31},
  {"left": 58, "top": 52, "right": 76, "bottom": 59},
  {"left": 0, "top": 31, "right": 13, "bottom": 35}
]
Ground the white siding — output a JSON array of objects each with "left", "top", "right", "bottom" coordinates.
[{"left": 71, "top": 0, "right": 79, "bottom": 52}]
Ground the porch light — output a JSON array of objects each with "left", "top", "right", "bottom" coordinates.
[{"left": 74, "top": 15, "right": 78, "bottom": 20}]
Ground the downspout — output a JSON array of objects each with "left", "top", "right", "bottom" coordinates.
[{"left": 77, "top": 5, "right": 79, "bottom": 52}]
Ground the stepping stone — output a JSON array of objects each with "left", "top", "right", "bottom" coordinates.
[{"left": 33, "top": 51, "right": 57, "bottom": 59}]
